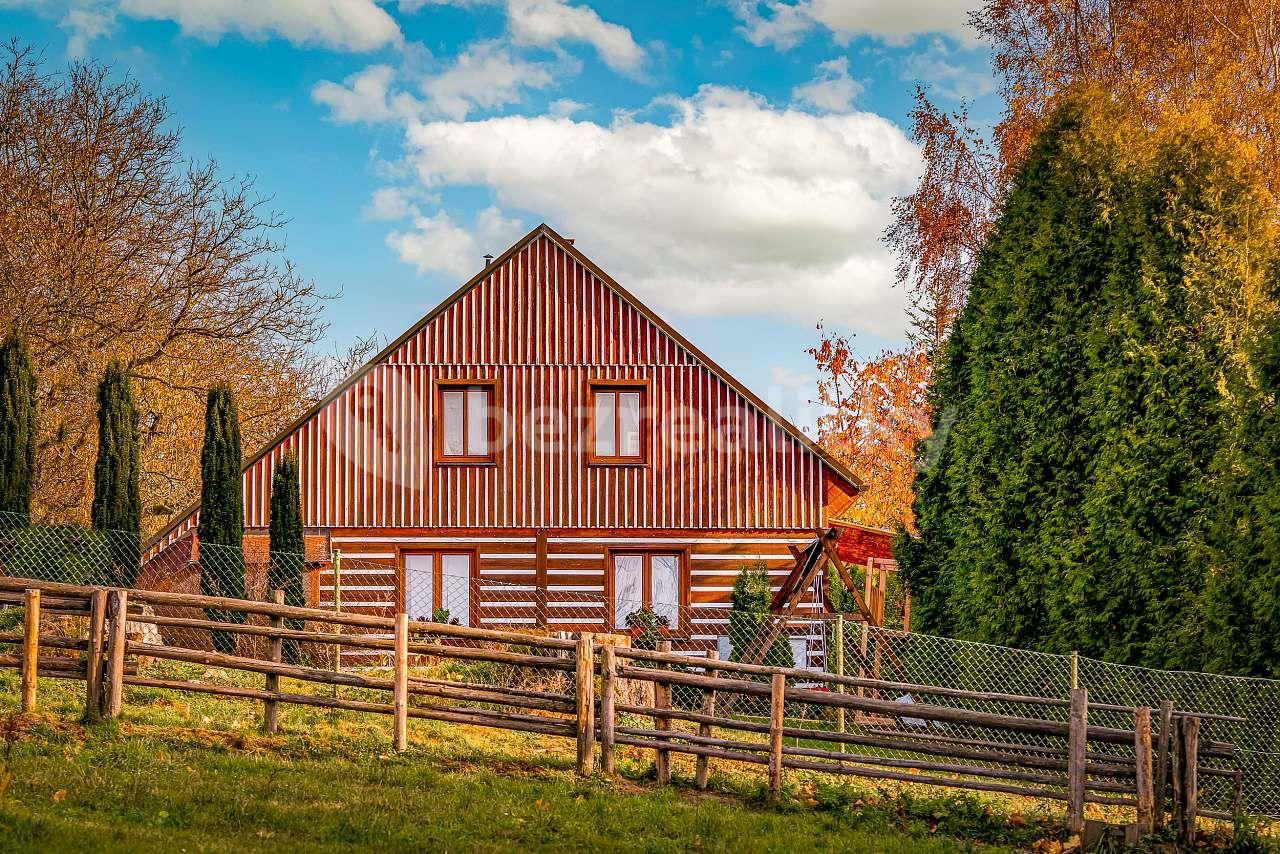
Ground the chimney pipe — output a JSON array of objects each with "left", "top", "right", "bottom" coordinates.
[{"left": 483, "top": 254, "right": 493, "bottom": 267}]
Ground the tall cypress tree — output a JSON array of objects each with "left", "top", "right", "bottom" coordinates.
[
  {"left": 0, "top": 332, "right": 37, "bottom": 525},
  {"left": 268, "top": 452, "right": 305, "bottom": 663},
  {"left": 899, "top": 97, "right": 1266, "bottom": 668},
  {"left": 198, "top": 386, "right": 246, "bottom": 653},
  {"left": 91, "top": 361, "right": 142, "bottom": 586}
]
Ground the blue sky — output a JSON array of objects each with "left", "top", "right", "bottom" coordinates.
[{"left": 2, "top": 0, "right": 999, "bottom": 430}]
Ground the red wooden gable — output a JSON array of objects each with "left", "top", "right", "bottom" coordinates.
[{"left": 148, "top": 225, "right": 861, "bottom": 552}]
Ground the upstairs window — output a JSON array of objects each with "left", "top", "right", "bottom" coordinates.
[
  {"left": 436, "top": 380, "right": 496, "bottom": 463},
  {"left": 589, "top": 382, "right": 646, "bottom": 464}
]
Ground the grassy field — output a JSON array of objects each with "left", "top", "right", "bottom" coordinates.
[{"left": 0, "top": 666, "right": 1088, "bottom": 854}]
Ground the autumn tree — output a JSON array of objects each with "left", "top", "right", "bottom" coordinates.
[
  {"left": 888, "top": 1, "right": 1280, "bottom": 349},
  {"left": 0, "top": 43, "right": 329, "bottom": 534},
  {"left": 809, "top": 327, "right": 931, "bottom": 530}
]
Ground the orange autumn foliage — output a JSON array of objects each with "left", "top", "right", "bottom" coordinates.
[
  {"left": 889, "top": 0, "right": 1280, "bottom": 345},
  {"left": 809, "top": 327, "right": 931, "bottom": 532}
]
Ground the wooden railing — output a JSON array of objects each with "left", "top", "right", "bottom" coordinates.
[{"left": 0, "top": 577, "right": 1243, "bottom": 844}]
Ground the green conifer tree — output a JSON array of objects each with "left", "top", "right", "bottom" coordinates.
[
  {"left": 899, "top": 97, "right": 1268, "bottom": 668},
  {"left": 268, "top": 452, "right": 306, "bottom": 663},
  {"left": 91, "top": 361, "right": 142, "bottom": 587},
  {"left": 0, "top": 332, "right": 37, "bottom": 525},
  {"left": 198, "top": 386, "right": 246, "bottom": 653}
]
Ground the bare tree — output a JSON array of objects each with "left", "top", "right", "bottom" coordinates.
[{"left": 0, "top": 42, "right": 331, "bottom": 532}]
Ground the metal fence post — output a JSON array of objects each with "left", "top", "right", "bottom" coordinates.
[
  {"left": 20, "top": 589, "right": 40, "bottom": 713},
  {"left": 1067, "top": 687, "right": 1088, "bottom": 836},
  {"left": 834, "top": 614, "right": 846, "bottom": 752},
  {"left": 575, "top": 633, "right": 595, "bottom": 776},
  {"left": 331, "top": 548, "right": 343, "bottom": 682}
]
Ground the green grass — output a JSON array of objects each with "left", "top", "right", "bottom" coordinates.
[{"left": 0, "top": 668, "right": 1057, "bottom": 853}]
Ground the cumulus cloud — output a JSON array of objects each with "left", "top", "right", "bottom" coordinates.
[
  {"left": 507, "top": 0, "right": 645, "bottom": 73},
  {"left": 118, "top": 0, "right": 402, "bottom": 51},
  {"left": 311, "top": 65, "right": 419, "bottom": 124},
  {"left": 732, "top": 0, "right": 974, "bottom": 47},
  {"left": 387, "top": 206, "right": 525, "bottom": 278},
  {"left": 420, "top": 41, "right": 557, "bottom": 120},
  {"left": 791, "top": 57, "right": 863, "bottom": 113},
  {"left": 3, "top": 0, "right": 401, "bottom": 54},
  {"left": 397, "top": 85, "right": 920, "bottom": 334}
]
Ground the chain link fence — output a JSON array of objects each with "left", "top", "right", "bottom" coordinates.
[{"left": 0, "top": 513, "right": 1276, "bottom": 818}]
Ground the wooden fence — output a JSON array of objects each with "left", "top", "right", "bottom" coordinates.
[{"left": 0, "top": 577, "right": 1244, "bottom": 845}]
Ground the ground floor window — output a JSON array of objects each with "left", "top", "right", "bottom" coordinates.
[
  {"left": 611, "top": 551, "right": 682, "bottom": 630},
  {"left": 404, "top": 552, "right": 473, "bottom": 625}
]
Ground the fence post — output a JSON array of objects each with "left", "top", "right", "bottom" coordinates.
[
  {"left": 575, "top": 633, "right": 595, "bottom": 776},
  {"left": 263, "top": 589, "right": 284, "bottom": 735},
  {"left": 331, "top": 548, "right": 343, "bottom": 684},
  {"left": 1069, "top": 650, "right": 1079, "bottom": 690},
  {"left": 834, "top": 614, "right": 846, "bottom": 752},
  {"left": 1177, "top": 716, "right": 1200, "bottom": 846},
  {"left": 535, "top": 530, "right": 549, "bottom": 628},
  {"left": 599, "top": 642, "right": 616, "bottom": 776},
  {"left": 20, "top": 589, "right": 40, "bottom": 713},
  {"left": 1156, "top": 699, "right": 1174, "bottom": 829},
  {"left": 393, "top": 610, "right": 408, "bottom": 752},
  {"left": 85, "top": 589, "right": 107, "bottom": 719},
  {"left": 1134, "top": 705, "right": 1155, "bottom": 836},
  {"left": 655, "top": 639, "right": 672, "bottom": 785},
  {"left": 1171, "top": 713, "right": 1185, "bottom": 834},
  {"left": 769, "top": 672, "right": 785, "bottom": 802},
  {"left": 1066, "top": 687, "right": 1088, "bottom": 836},
  {"left": 104, "top": 589, "right": 128, "bottom": 719},
  {"left": 695, "top": 649, "right": 719, "bottom": 789}
]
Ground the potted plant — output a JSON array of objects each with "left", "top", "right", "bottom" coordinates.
[{"left": 624, "top": 606, "right": 671, "bottom": 650}]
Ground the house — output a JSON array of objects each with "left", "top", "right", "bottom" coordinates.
[{"left": 143, "top": 224, "right": 891, "bottom": 654}]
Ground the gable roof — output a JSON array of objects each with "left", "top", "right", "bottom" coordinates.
[{"left": 146, "top": 222, "right": 862, "bottom": 549}]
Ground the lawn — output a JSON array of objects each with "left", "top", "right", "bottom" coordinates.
[{"left": 0, "top": 666, "right": 1070, "bottom": 853}]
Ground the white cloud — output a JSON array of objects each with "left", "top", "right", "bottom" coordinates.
[
  {"left": 118, "top": 0, "right": 402, "bottom": 51},
  {"left": 732, "top": 0, "right": 974, "bottom": 47},
  {"left": 791, "top": 57, "right": 863, "bottom": 113},
  {"left": 398, "top": 85, "right": 920, "bottom": 334},
  {"left": 3, "top": 0, "right": 401, "bottom": 54},
  {"left": 901, "top": 37, "right": 994, "bottom": 101},
  {"left": 364, "top": 186, "right": 421, "bottom": 221},
  {"left": 548, "top": 98, "right": 586, "bottom": 118},
  {"left": 312, "top": 65, "right": 411, "bottom": 124},
  {"left": 387, "top": 206, "right": 525, "bottom": 278},
  {"left": 420, "top": 41, "right": 556, "bottom": 120},
  {"left": 507, "top": 0, "right": 644, "bottom": 73}
]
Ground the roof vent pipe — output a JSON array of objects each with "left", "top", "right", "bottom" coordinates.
[{"left": 483, "top": 254, "right": 493, "bottom": 267}]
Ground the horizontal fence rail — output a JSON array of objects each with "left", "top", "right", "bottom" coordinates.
[{"left": 0, "top": 577, "right": 1250, "bottom": 843}]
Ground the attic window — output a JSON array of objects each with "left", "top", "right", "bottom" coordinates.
[
  {"left": 435, "top": 380, "right": 497, "bottom": 464},
  {"left": 588, "top": 380, "right": 647, "bottom": 465}
]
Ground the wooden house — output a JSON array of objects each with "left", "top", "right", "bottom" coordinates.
[{"left": 143, "top": 224, "right": 889, "bottom": 654}]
